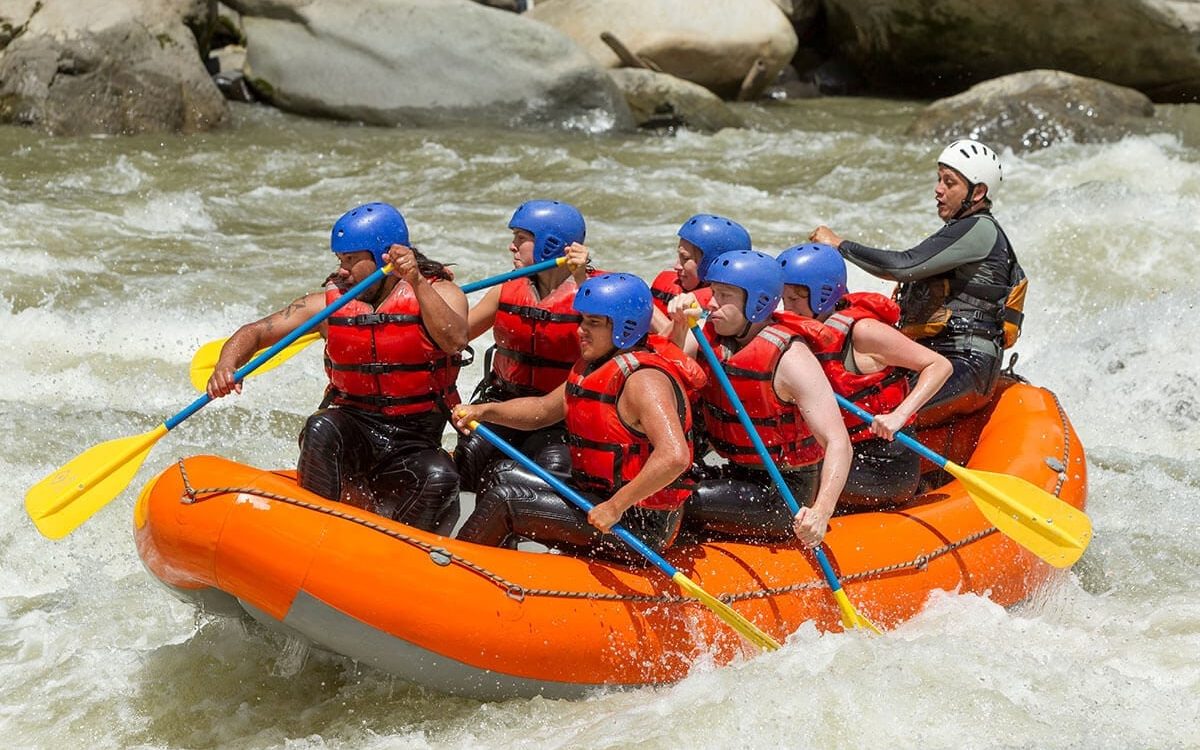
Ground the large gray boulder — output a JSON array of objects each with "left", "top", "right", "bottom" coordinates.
[
  {"left": 231, "top": 0, "right": 632, "bottom": 130},
  {"left": 0, "top": 0, "right": 227, "bottom": 135},
  {"left": 823, "top": 0, "right": 1200, "bottom": 102},
  {"left": 609, "top": 68, "right": 743, "bottom": 132},
  {"left": 528, "top": 0, "right": 797, "bottom": 100},
  {"left": 909, "top": 70, "right": 1156, "bottom": 152}
]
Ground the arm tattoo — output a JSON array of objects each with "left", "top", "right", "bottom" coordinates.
[{"left": 279, "top": 298, "right": 308, "bottom": 319}]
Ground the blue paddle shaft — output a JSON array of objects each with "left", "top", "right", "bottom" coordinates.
[
  {"left": 470, "top": 422, "right": 680, "bottom": 577},
  {"left": 171, "top": 257, "right": 560, "bottom": 431},
  {"left": 166, "top": 264, "right": 391, "bottom": 430},
  {"left": 833, "top": 394, "right": 947, "bottom": 469},
  {"left": 690, "top": 325, "right": 803, "bottom": 516},
  {"left": 461, "top": 257, "right": 561, "bottom": 293}
]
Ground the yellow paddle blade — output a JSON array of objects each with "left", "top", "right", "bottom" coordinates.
[
  {"left": 944, "top": 462, "right": 1093, "bottom": 569},
  {"left": 25, "top": 424, "right": 169, "bottom": 539},
  {"left": 832, "top": 589, "right": 883, "bottom": 634},
  {"left": 188, "top": 332, "right": 321, "bottom": 391},
  {"left": 672, "top": 572, "right": 781, "bottom": 651}
]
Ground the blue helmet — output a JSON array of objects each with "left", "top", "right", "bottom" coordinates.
[
  {"left": 677, "top": 214, "right": 752, "bottom": 281},
  {"left": 704, "top": 250, "right": 783, "bottom": 324},
  {"left": 330, "top": 202, "right": 409, "bottom": 269},
  {"left": 777, "top": 243, "right": 848, "bottom": 317},
  {"left": 508, "top": 200, "right": 586, "bottom": 263},
  {"left": 573, "top": 273, "right": 653, "bottom": 349}
]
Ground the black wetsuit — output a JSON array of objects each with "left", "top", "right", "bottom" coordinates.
[
  {"left": 296, "top": 406, "right": 459, "bottom": 535},
  {"left": 839, "top": 210, "right": 1020, "bottom": 423},
  {"left": 453, "top": 375, "right": 570, "bottom": 493},
  {"left": 681, "top": 462, "right": 819, "bottom": 543},
  {"left": 456, "top": 461, "right": 682, "bottom": 566}
]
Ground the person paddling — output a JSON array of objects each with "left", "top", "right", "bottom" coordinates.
[
  {"left": 206, "top": 202, "right": 468, "bottom": 533},
  {"left": 453, "top": 273, "right": 705, "bottom": 564},
  {"left": 454, "top": 200, "right": 593, "bottom": 493},
  {"left": 667, "top": 250, "right": 852, "bottom": 547},
  {"left": 778, "top": 242, "right": 951, "bottom": 509},
  {"left": 809, "top": 139, "right": 1026, "bottom": 424},
  {"left": 649, "top": 214, "right": 751, "bottom": 328}
]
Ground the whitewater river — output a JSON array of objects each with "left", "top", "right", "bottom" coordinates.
[{"left": 2, "top": 99, "right": 1198, "bottom": 749}]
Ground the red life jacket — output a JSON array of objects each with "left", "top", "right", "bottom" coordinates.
[
  {"left": 492, "top": 275, "right": 583, "bottom": 396},
  {"left": 700, "top": 311, "right": 826, "bottom": 468},
  {"left": 650, "top": 270, "right": 713, "bottom": 316},
  {"left": 323, "top": 277, "right": 462, "bottom": 417},
  {"left": 564, "top": 335, "right": 706, "bottom": 510},
  {"left": 812, "top": 292, "right": 912, "bottom": 441}
]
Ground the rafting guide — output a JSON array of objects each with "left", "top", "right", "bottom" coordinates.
[{"left": 810, "top": 139, "right": 1026, "bottom": 425}]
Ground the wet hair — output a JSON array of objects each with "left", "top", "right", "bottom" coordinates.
[{"left": 410, "top": 246, "right": 455, "bottom": 282}]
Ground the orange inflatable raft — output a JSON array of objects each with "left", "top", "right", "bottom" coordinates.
[{"left": 134, "top": 380, "right": 1086, "bottom": 700}]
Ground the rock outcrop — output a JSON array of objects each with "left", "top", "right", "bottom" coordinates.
[
  {"left": 909, "top": 70, "right": 1157, "bottom": 152},
  {"left": 228, "top": 0, "right": 632, "bottom": 131},
  {"left": 527, "top": 0, "right": 797, "bottom": 100},
  {"left": 609, "top": 68, "right": 744, "bottom": 132},
  {"left": 0, "top": 0, "right": 227, "bottom": 135},
  {"left": 822, "top": 0, "right": 1200, "bottom": 102}
]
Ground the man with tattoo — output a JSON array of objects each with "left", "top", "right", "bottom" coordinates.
[
  {"left": 206, "top": 202, "right": 469, "bottom": 534},
  {"left": 809, "top": 139, "right": 1026, "bottom": 423}
]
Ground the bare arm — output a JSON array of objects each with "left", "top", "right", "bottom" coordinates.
[
  {"left": 385, "top": 244, "right": 469, "bottom": 353},
  {"left": 467, "top": 286, "right": 501, "bottom": 342},
  {"left": 850, "top": 318, "right": 952, "bottom": 438},
  {"left": 452, "top": 382, "right": 567, "bottom": 434},
  {"left": 588, "top": 368, "right": 692, "bottom": 532},
  {"left": 417, "top": 278, "right": 468, "bottom": 353},
  {"left": 774, "top": 343, "right": 852, "bottom": 547},
  {"left": 207, "top": 291, "right": 327, "bottom": 398}
]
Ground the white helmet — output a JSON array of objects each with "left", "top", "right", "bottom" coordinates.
[{"left": 937, "top": 139, "right": 1002, "bottom": 198}]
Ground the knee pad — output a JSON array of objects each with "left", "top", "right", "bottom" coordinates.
[
  {"left": 454, "top": 430, "right": 498, "bottom": 494},
  {"left": 297, "top": 410, "right": 352, "bottom": 501},
  {"left": 456, "top": 480, "right": 531, "bottom": 547},
  {"left": 369, "top": 450, "right": 459, "bottom": 533},
  {"left": 532, "top": 442, "right": 572, "bottom": 476},
  {"left": 476, "top": 459, "right": 524, "bottom": 497}
]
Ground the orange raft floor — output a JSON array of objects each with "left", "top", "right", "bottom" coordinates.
[{"left": 134, "top": 380, "right": 1087, "bottom": 700}]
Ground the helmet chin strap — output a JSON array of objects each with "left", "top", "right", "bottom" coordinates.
[{"left": 952, "top": 182, "right": 981, "bottom": 220}]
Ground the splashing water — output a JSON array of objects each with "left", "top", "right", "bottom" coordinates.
[{"left": 2, "top": 101, "right": 1199, "bottom": 749}]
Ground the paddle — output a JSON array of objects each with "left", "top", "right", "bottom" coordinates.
[
  {"left": 463, "top": 419, "right": 782, "bottom": 652},
  {"left": 189, "top": 332, "right": 320, "bottom": 391},
  {"left": 188, "top": 256, "right": 569, "bottom": 391},
  {"left": 25, "top": 263, "right": 396, "bottom": 540},
  {"left": 689, "top": 318, "right": 881, "bottom": 633},
  {"left": 835, "top": 395, "right": 1092, "bottom": 568}
]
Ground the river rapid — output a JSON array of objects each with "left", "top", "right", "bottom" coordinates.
[{"left": 2, "top": 100, "right": 1199, "bottom": 749}]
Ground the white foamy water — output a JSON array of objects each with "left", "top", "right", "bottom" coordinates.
[{"left": 2, "top": 101, "right": 1199, "bottom": 749}]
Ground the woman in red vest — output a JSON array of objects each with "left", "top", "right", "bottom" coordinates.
[
  {"left": 205, "top": 202, "right": 469, "bottom": 533},
  {"left": 649, "top": 214, "right": 751, "bottom": 325},
  {"left": 778, "top": 243, "right": 951, "bottom": 509},
  {"left": 454, "top": 200, "right": 594, "bottom": 493}
]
